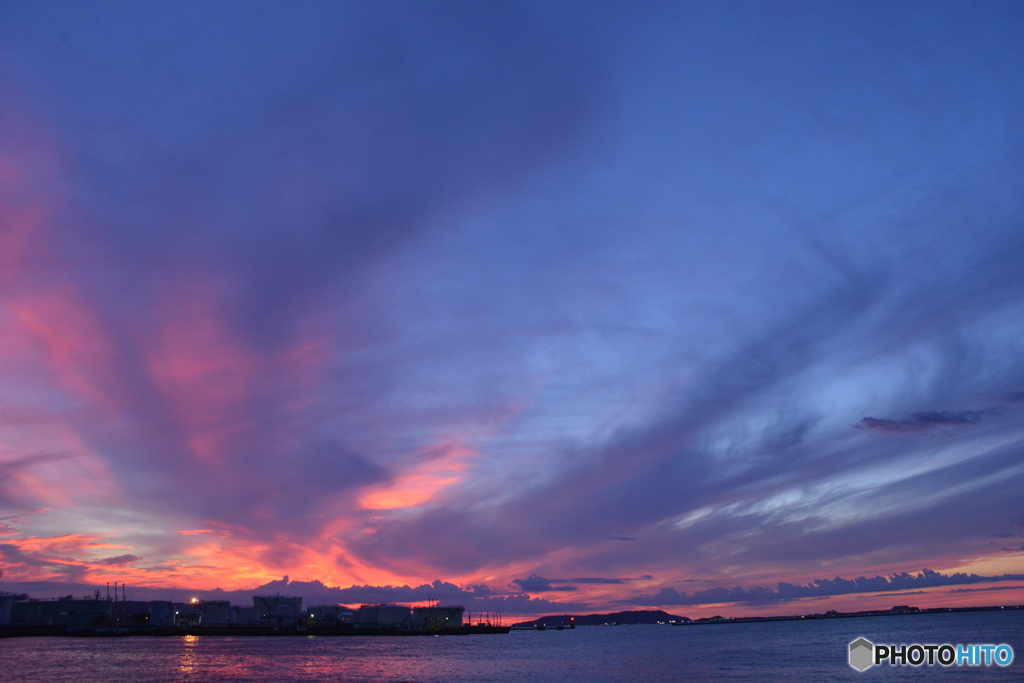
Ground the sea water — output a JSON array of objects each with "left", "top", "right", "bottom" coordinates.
[{"left": 1, "top": 610, "right": 1021, "bottom": 682}]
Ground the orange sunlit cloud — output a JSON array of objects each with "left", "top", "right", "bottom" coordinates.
[
  {"left": 359, "top": 443, "right": 478, "bottom": 510},
  {"left": 155, "top": 530, "right": 409, "bottom": 590}
]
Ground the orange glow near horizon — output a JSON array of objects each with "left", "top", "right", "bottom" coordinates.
[{"left": 2, "top": 523, "right": 1023, "bottom": 619}]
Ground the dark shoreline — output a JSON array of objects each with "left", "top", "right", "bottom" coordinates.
[
  {"left": 513, "top": 604, "right": 1024, "bottom": 629},
  {"left": 673, "top": 604, "right": 1024, "bottom": 626}
]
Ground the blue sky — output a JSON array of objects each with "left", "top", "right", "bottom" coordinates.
[{"left": 1, "top": 1, "right": 1023, "bottom": 614}]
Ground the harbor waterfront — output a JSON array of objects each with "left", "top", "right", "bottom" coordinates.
[
  {"left": 0, "top": 609, "right": 1020, "bottom": 682},
  {"left": 0, "top": 591, "right": 508, "bottom": 638}
]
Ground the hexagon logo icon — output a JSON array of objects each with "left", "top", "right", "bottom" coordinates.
[{"left": 849, "top": 637, "right": 874, "bottom": 671}]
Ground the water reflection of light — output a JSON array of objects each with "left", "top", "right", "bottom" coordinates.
[{"left": 178, "top": 634, "right": 200, "bottom": 676}]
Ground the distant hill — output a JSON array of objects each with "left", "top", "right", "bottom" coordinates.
[{"left": 512, "top": 610, "right": 690, "bottom": 627}]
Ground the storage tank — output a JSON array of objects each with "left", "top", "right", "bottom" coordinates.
[
  {"left": 148, "top": 601, "right": 174, "bottom": 627},
  {"left": 54, "top": 598, "right": 112, "bottom": 627},
  {"left": 253, "top": 595, "right": 302, "bottom": 619},
  {"left": 355, "top": 604, "right": 410, "bottom": 627},
  {"left": 271, "top": 604, "right": 295, "bottom": 618},
  {"left": 411, "top": 605, "right": 464, "bottom": 629},
  {"left": 234, "top": 607, "right": 262, "bottom": 626},
  {"left": 310, "top": 605, "right": 355, "bottom": 623},
  {"left": 200, "top": 605, "right": 233, "bottom": 625},
  {"left": 0, "top": 593, "right": 27, "bottom": 626}
]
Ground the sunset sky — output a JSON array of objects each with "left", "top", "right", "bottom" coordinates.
[{"left": 2, "top": 1, "right": 1024, "bottom": 617}]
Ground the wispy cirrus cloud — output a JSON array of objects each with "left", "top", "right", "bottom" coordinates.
[
  {"left": 628, "top": 569, "right": 1024, "bottom": 607},
  {"left": 1, "top": 2, "right": 1023, "bottom": 614}
]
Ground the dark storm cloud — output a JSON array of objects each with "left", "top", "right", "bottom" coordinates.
[
  {"left": 856, "top": 408, "right": 1004, "bottom": 432},
  {"left": 627, "top": 569, "right": 1024, "bottom": 607}
]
